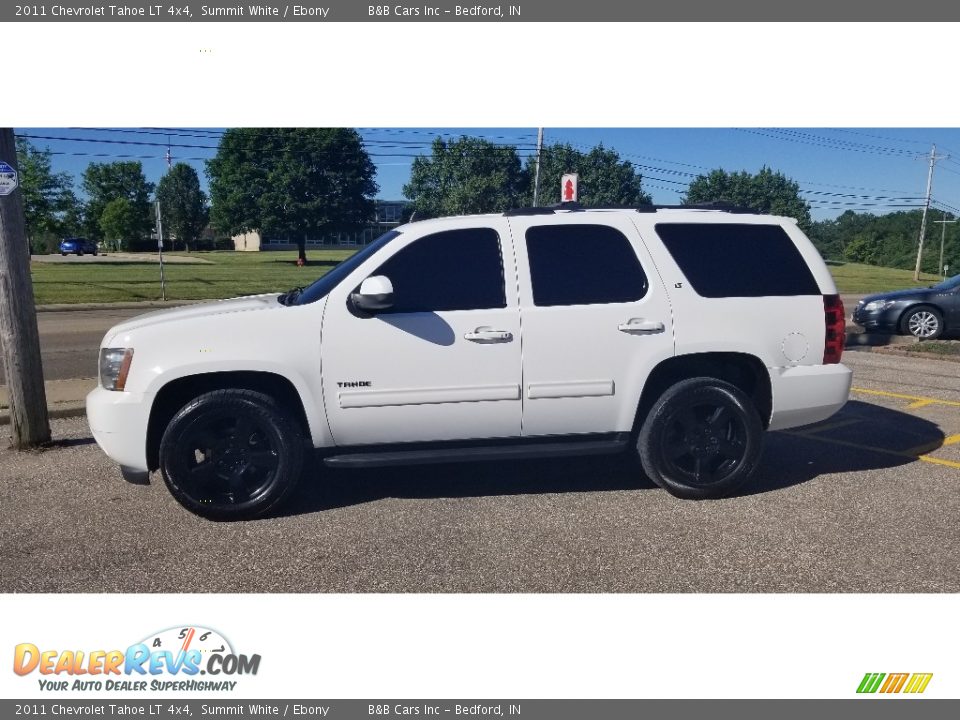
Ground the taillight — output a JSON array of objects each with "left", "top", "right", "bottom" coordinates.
[{"left": 823, "top": 294, "right": 845, "bottom": 364}]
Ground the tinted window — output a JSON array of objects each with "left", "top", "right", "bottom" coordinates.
[
  {"left": 373, "top": 228, "right": 505, "bottom": 313},
  {"left": 655, "top": 223, "right": 820, "bottom": 298},
  {"left": 526, "top": 224, "right": 648, "bottom": 306}
]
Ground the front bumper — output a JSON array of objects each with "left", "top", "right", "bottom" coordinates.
[
  {"left": 851, "top": 306, "right": 903, "bottom": 332},
  {"left": 86, "top": 386, "right": 153, "bottom": 475}
]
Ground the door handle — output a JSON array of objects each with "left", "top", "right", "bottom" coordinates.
[
  {"left": 464, "top": 327, "right": 514, "bottom": 343},
  {"left": 618, "top": 318, "right": 665, "bottom": 334}
]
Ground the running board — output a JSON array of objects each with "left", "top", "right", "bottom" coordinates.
[{"left": 322, "top": 434, "right": 630, "bottom": 469}]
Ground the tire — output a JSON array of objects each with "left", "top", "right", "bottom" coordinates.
[
  {"left": 61, "top": 252, "right": 67, "bottom": 256},
  {"left": 77, "top": 250, "right": 83, "bottom": 256},
  {"left": 901, "top": 306, "right": 943, "bottom": 340},
  {"left": 158, "top": 389, "right": 304, "bottom": 520},
  {"left": 637, "top": 377, "right": 763, "bottom": 500}
]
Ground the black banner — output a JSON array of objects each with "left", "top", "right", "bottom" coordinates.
[
  {"left": 2, "top": 0, "right": 949, "bottom": 22},
  {"left": 3, "top": 700, "right": 958, "bottom": 719}
]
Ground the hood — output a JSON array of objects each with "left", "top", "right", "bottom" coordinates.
[
  {"left": 859, "top": 287, "right": 934, "bottom": 305},
  {"left": 105, "top": 294, "right": 282, "bottom": 343}
]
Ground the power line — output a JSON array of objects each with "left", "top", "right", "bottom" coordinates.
[
  {"left": 758, "top": 128, "right": 923, "bottom": 157},
  {"left": 828, "top": 128, "right": 932, "bottom": 147},
  {"left": 735, "top": 128, "right": 926, "bottom": 158}
]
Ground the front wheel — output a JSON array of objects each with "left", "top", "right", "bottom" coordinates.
[
  {"left": 159, "top": 389, "right": 304, "bottom": 520},
  {"left": 637, "top": 377, "right": 763, "bottom": 499},
  {"left": 902, "top": 306, "right": 943, "bottom": 339}
]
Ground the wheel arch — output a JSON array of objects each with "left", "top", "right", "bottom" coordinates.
[
  {"left": 146, "top": 371, "right": 311, "bottom": 472},
  {"left": 632, "top": 352, "right": 772, "bottom": 432}
]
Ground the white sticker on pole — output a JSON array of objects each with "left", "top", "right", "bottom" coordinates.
[
  {"left": 561, "top": 173, "right": 578, "bottom": 203},
  {"left": 0, "top": 161, "right": 18, "bottom": 196}
]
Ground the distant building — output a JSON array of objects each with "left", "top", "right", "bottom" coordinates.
[{"left": 232, "top": 200, "right": 408, "bottom": 252}]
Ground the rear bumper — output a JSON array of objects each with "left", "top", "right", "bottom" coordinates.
[
  {"left": 768, "top": 363, "right": 852, "bottom": 431},
  {"left": 86, "top": 386, "right": 153, "bottom": 474}
]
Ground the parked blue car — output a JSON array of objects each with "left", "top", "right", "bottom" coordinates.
[
  {"left": 59, "top": 237, "right": 98, "bottom": 256},
  {"left": 852, "top": 274, "right": 960, "bottom": 339}
]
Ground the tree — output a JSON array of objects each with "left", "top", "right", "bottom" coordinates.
[
  {"left": 208, "top": 128, "right": 378, "bottom": 262},
  {"left": 15, "top": 138, "right": 76, "bottom": 242},
  {"left": 82, "top": 161, "right": 154, "bottom": 243},
  {"left": 403, "top": 137, "right": 525, "bottom": 218},
  {"left": 157, "top": 163, "right": 208, "bottom": 252},
  {"left": 526, "top": 143, "right": 652, "bottom": 207},
  {"left": 99, "top": 198, "right": 141, "bottom": 251},
  {"left": 684, "top": 167, "right": 812, "bottom": 231}
]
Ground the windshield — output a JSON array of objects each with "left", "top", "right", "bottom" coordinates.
[
  {"left": 931, "top": 274, "right": 960, "bottom": 291},
  {"left": 293, "top": 230, "right": 402, "bottom": 306}
]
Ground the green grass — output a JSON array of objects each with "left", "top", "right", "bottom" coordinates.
[
  {"left": 30, "top": 250, "right": 356, "bottom": 304},
  {"left": 27, "top": 251, "right": 950, "bottom": 305},
  {"left": 826, "top": 262, "right": 944, "bottom": 295},
  {"left": 902, "top": 341, "right": 960, "bottom": 356}
]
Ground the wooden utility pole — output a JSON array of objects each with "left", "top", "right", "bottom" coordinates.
[
  {"left": 914, "top": 144, "right": 948, "bottom": 281},
  {"left": 0, "top": 128, "right": 50, "bottom": 448}
]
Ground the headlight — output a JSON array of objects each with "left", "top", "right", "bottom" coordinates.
[
  {"left": 863, "top": 300, "right": 896, "bottom": 313},
  {"left": 99, "top": 348, "right": 134, "bottom": 391}
]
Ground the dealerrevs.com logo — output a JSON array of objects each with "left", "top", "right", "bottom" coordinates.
[
  {"left": 13, "top": 626, "right": 261, "bottom": 693},
  {"left": 857, "top": 673, "right": 933, "bottom": 695}
]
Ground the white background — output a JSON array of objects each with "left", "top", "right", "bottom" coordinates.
[{"left": 3, "top": 21, "right": 960, "bottom": 700}]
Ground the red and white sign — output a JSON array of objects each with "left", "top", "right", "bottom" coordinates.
[{"left": 561, "top": 173, "right": 578, "bottom": 203}]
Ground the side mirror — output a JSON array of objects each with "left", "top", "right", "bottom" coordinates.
[{"left": 350, "top": 275, "right": 394, "bottom": 313}]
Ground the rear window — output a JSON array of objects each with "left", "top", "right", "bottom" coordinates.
[{"left": 655, "top": 223, "right": 820, "bottom": 298}]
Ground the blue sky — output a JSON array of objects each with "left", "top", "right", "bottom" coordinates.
[{"left": 16, "top": 127, "right": 960, "bottom": 221}]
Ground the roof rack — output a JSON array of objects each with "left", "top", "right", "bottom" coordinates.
[
  {"left": 635, "top": 202, "right": 760, "bottom": 214},
  {"left": 503, "top": 201, "right": 761, "bottom": 217}
]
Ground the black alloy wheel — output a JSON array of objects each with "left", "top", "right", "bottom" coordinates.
[
  {"left": 637, "top": 377, "right": 763, "bottom": 499},
  {"left": 159, "top": 389, "right": 304, "bottom": 520}
]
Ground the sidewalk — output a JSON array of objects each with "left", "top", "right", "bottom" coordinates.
[{"left": 0, "top": 378, "right": 96, "bottom": 425}]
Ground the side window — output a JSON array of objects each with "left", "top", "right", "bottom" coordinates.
[
  {"left": 655, "top": 223, "right": 820, "bottom": 298},
  {"left": 526, "top": 224, "right": 648, "bottom": 307},
  {"left": 371, "top": 228, "right": 506, "bottom": 313}
]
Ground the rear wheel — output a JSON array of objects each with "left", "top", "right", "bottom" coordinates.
[
  {"left": 637, "top": 377, "right": 763, "bottom": 499},
  {"left": 158, "top": 389, "right": 304, "bottom": 520},
  {"left": 902, "top": 306, "right": 943, "bottom": 339}
]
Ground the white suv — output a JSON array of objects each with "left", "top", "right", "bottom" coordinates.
[{"left": 87, "top": 205, "right": 852, "bottom": 519}]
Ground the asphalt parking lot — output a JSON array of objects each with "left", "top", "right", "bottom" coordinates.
[{"left": 1, "top": 350, "right": 958, "bottom": 594}]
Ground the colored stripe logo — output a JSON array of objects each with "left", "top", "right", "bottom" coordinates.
[{"left": 857, "top": 672, "right": 933, "bottom": 694}]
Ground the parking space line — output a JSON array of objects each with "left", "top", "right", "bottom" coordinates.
[
  {"left": 852, "top": 387, "right": 960, "bottom": 408},
  {"left": 791, "top": 418, "right": 862, "bottom": 435},
  {"left": 905, "top": 433, "right": 960, "bottom": 457},
  {"left": 780, "top": 430, "right": 960, "bottom": 471},
  {"left": 918, "top": 455, "right": 960, "bottom": 470}
]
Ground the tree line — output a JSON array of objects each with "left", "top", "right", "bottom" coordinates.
[
  {"left": 18, "top": 138, "right": 209, "bottom": 253},
  {"left": 20, "top": 128, "right": 948, "bottom": 273},
  {"left": 809, "top": 209, "right": 959, "bottom": 274}
]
